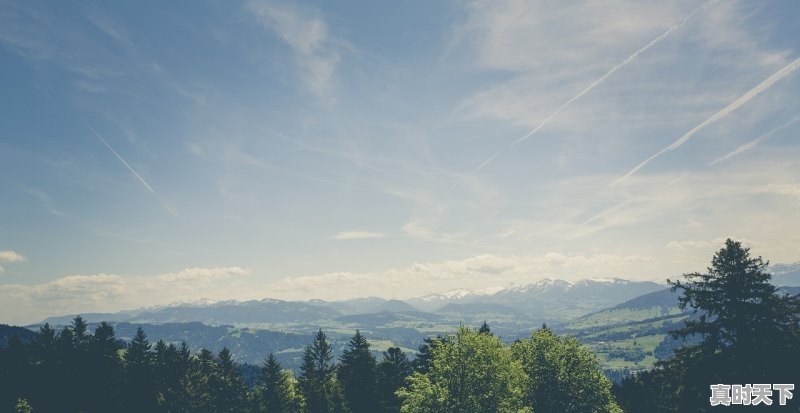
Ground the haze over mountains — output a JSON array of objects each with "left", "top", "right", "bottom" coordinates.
[
  {"left": 40, "top": 277, "right": 665, "bottom": 327},
  {"left": 7, "top": 267, "right": 796, "bottom": 373}
]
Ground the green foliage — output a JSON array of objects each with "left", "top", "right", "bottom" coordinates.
[
  {"left": 398, "top": 326, "right": 530, "bottom": 413},
  {"left": 15, "top": 398, "right": 32, "bottom": 413},
  {"left": 512, "top": 326, "right": 622, "bottom": 413}
]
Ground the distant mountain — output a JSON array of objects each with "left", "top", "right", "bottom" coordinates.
[
  {"left": 130, "top": 299, "right": 342, "bottom": 325},
  {"left": 315, "top": 297, "right": 421, "bottom": 315},
  {"left": 0, "top": 324, "right": 38, "bottom": 348},
  {"left": 773, "top": 262, "right": 800, "bottom": 286},
  {"left": 37, "top": 277, "right": 667, "bottom": 329},
  {"left": 416, "top": 278, "right": 666, "bottom": 324},
  {"left": 42, "top": 311, "right": 136, "bottom": 325}
]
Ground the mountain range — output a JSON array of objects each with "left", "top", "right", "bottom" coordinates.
[{"left": 40, "top": 277, "right": 666, "bottom": 328}]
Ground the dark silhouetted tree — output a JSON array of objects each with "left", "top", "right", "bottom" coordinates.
[
  {"left": 617, "top": 239, "right": 800, "bottom": 412},
  {"left": 256, "top": 352, "right": 301, "bottom": 412},
  {"left": 124, "top": 326, "right": 157, "bottom": 412},
  {"left": 377, "top": 347, "right": 412, "bottom": 412},
  {"left": 338, "top": 330, "right": 378, "bottom": 413},
  {"left": 299, "top": 329, "right": 338, "bottom": 413}
]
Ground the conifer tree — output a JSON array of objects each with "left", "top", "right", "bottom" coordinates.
[
  {"left": 478, "top": 321, "right": 492, "bottom": 335},
  {"left": 377, "top": 347, "right": 412, "bottom": 413},
  {"left": 89, "top": 322, "right": 124, "bottom": 411},
  {"left": 411, "top": 336, "right": 443, "bottom": 374},
  {"left": 299, "top": 329, "right": 337, "bottom": 413},
  {"left": 257, "top": 352, "right": 300, "bottom": 412},
  {"left": 212, "top": 347, "right": 248, "bottom": 412},
  {"left": 338, "top": 330, "right": 378, "bottom": 413},
  {"left": 616, "top": 239, "right": 800, "bottom": 412},
  {"left": 124, "top": 326, "right": 157, "bottom": 412}
]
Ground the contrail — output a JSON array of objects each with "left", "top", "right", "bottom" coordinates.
[
  {"left": 613, "top": 57, "right": 800, "bottom": 185},
  {"left": 468, "top": 0, "right": 717, "bottom": 176},
  {"left": 83, "top": 121, "right": 155, "bottom": 193},
  {"left": 708, "top": 116, "right": 800, "bottom": 166}
]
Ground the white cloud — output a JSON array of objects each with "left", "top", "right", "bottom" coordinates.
[
  {"left": 246, "top": 0, "right": 342, "bottom": 99},
  {"left": 667, "top": 237, "right": 763, "bottom": 252},
  {"left": 20, "top": 187, "right": 65, "bottom": 217},
  {"left": 0, "top": 250, "right": 26, "bottom": 263},
  {"left": 0, "top": 252, "right": 659, "bottom": 324},
  {"left": 333, "top": 231, "right": 387, "bottom": 240},
  {"left": 266, "top": 252, "right": 656, "bottom": 301},
  {"left": 0, "top": 267, "right": 250, "bottom": 325},
  {"left": 666, "top": 240, "right": 715, "bottom": 251}
]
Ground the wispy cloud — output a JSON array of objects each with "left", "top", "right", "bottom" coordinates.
[
  {"left": 333, "top": 231, "right": 387, "bottom": 240},
  {"left": 0, "top": 267, "right": 250, "bottom": 324},
  {"left": 615, "top": 57, "right": 800, "bottom": 185},
  {"left": 667, "top": 236, "right": 762, "bottom": 252},
  {"left": 83, "top": 120, "right": 155, "bottom": 193},
  {"left": 0, "top": 251, "right": 27, "bottom": 263},
  {"left": 469, "top": 0, "right": 717, "bottom": 175},
  {"left": 0, "top": 250, "right": 27, "bottom": 276},
  {"left": 267, "top": 252, "right": 657, "bottom": 301},
  {"left": 245, "top": 0, "right": 342, "bottom": 99},
  {"left": 708, "top": 116, "right": 800, "bottom": 166},
  {"left": 20, "top": 186, "right": 66, "bottom": 217}
]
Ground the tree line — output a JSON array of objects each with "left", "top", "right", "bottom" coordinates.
[
  {"left": 0, "top": 319, "right": 619, "bottom": 412},
  {"left": 2, "top": 239, "right": 798, "bottom": 412}
]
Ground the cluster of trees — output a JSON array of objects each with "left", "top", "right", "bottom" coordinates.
[
  {"left": 614, "top": 239, "right": 800, "bottom": 412},
  {"left": 0, "top": 320, "right": 620, "bottom": 412}
]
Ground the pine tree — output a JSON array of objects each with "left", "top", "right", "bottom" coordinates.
[
  {"left": 616, "top": 239, "right": 800, "bottom": 412},
  {"left": 411, "top": 336, "right": 443, "bottom": 374},
  {"left": 211, "top": 347, "right": 248, "bottom": 413},
  {"left": 299, "top": 329, "right": 337, "bottom": 413},
  {"left": 377, "top": 347, "right": 411, "bottom": 413},
  {"left": 662, "top": 239, "right": 800, "bottom": 411},
  {"left": 338, "top": 330, "right": 378, "bottom": 413},
  {"left": 88, "top": 322, "right": 124, "bottom": 412},
  {"left": 257, "top": 353, "right": 299, "bottom": 412},
  {"left": 478, "top": 321, "right": 492, "bottom": 335},
  {"left": 124, "top": 326, "right": 157, "bottom": 412}
]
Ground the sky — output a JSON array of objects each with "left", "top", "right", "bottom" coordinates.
[{"left": 2, "top": 0, "right": 800, "bottom": 324}]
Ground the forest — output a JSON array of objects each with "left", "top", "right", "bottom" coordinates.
[{"left": 1, "top": 239, "right": 798, "bottom": 413}]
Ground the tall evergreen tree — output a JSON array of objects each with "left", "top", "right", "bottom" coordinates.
[
  {"left": 299, "top": 329, "right": 338, "bottom": 413},
  {"left": 212, "top": 347, "right": 248, "bottom": 413},
  {"left": 88, "top": 322, "right": 124, "bottom": 412},
  {"left": 338, "top": 330, "right": 378, "bottom": 413},
  {"left": 257, "top": 352, "right": 300, "bottom": 412},
  {"left": 478, "top": 321, "right": 492, "bottom": 335},
  {"left": 377, "top": 347, "right": 412, "bottom": 413},
  {"left": 617, "top": 239, "right": 800, "bottom": 412},
  {"left": 124, "top": 326, "right": 157, "bottom": 412},
  {"left": 411, "top": 336, "right": 443, "bottom": 374}
]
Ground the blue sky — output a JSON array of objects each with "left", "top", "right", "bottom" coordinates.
[{"left": 2, "top": 0, "right": 800, "bottom": 323}]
